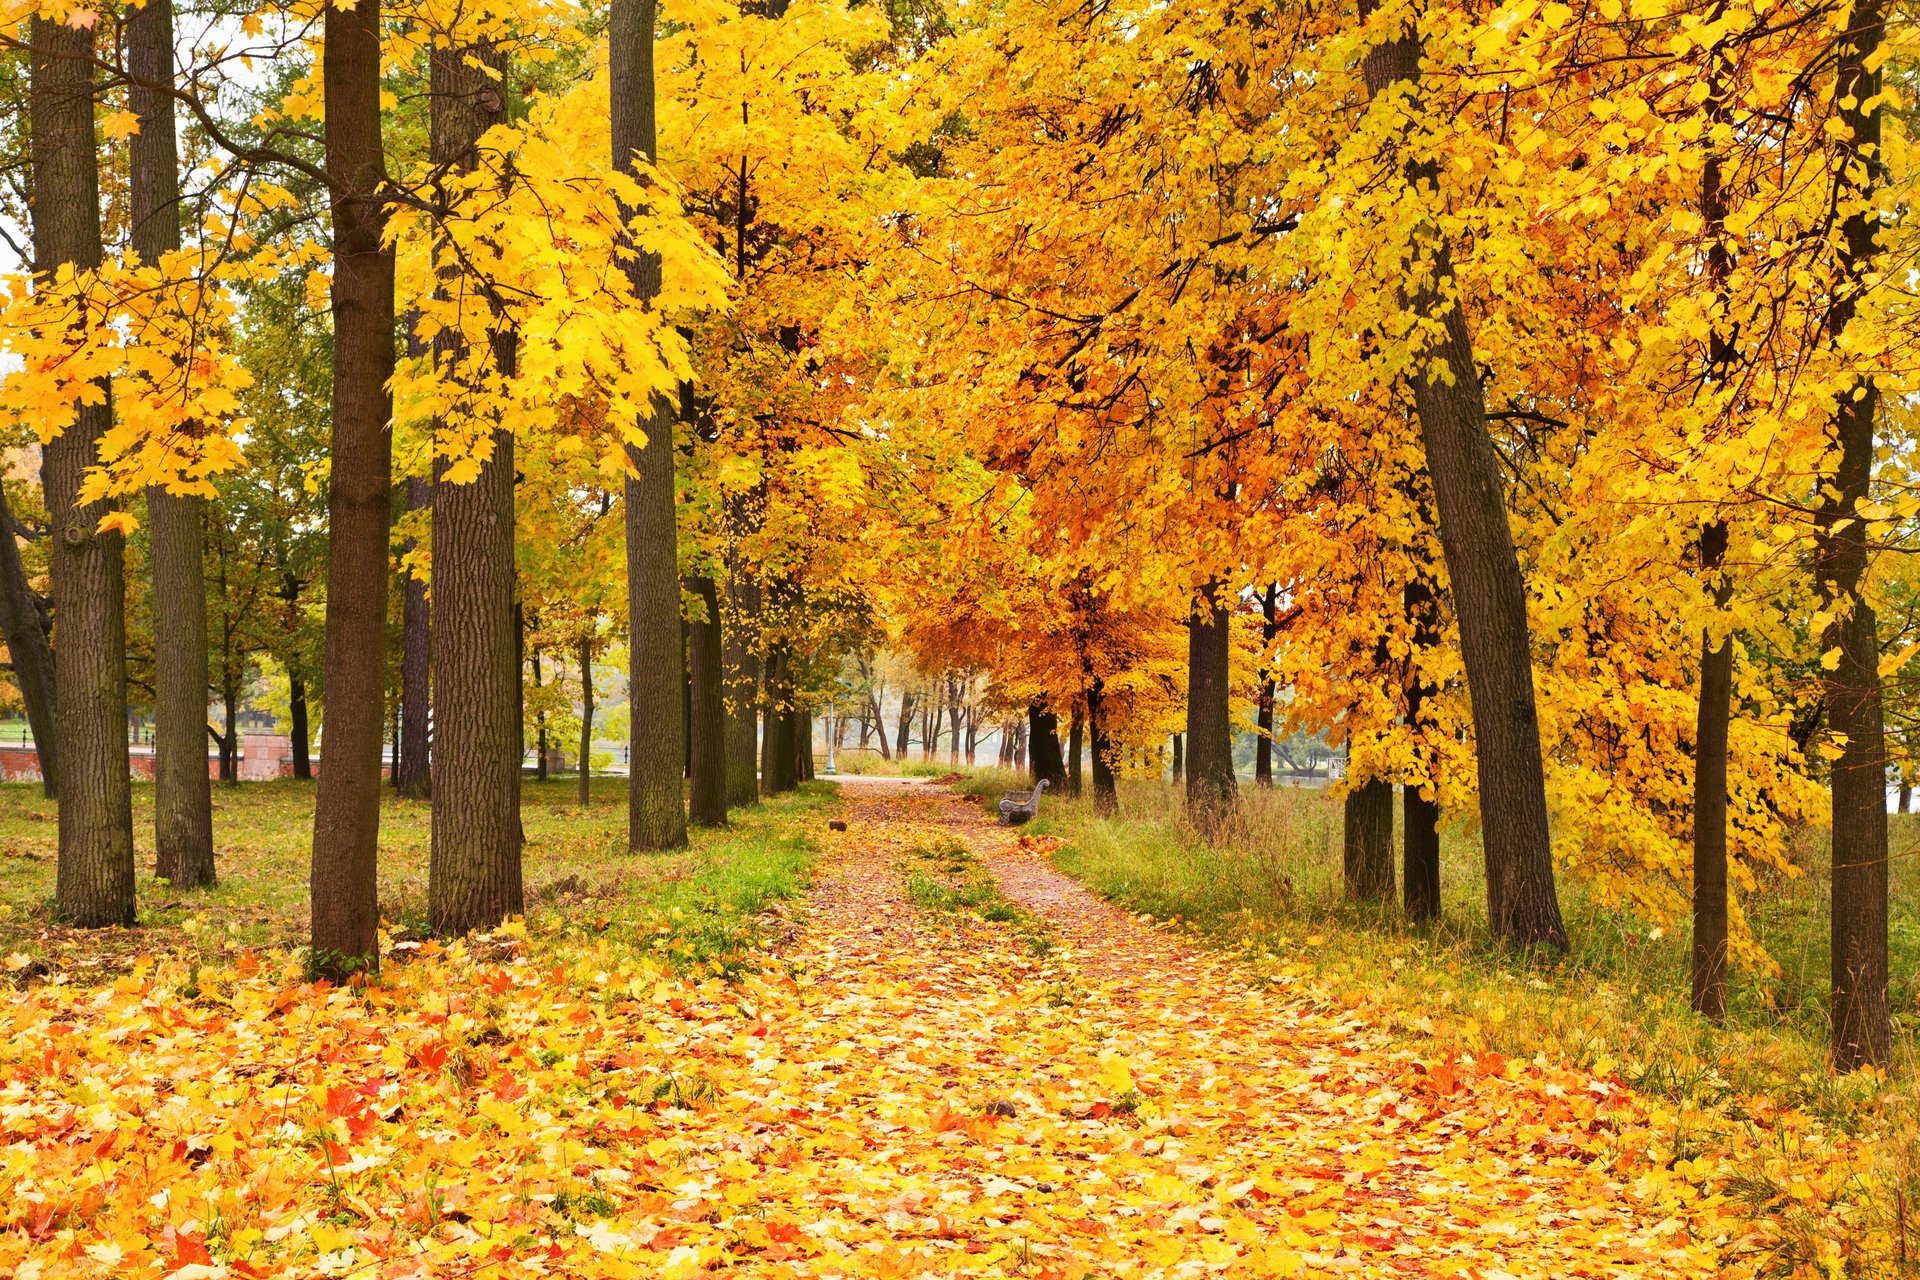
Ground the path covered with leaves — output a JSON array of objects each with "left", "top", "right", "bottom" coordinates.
[{"left": 3, "top": 781, "right": 1761, "bottom": 1278}]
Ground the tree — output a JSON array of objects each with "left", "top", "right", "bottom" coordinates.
[
  {"left": 612, "top": 0, "right": 689, "bottom": 851},
  {"left": 426, "top": 37, "right": 522, "bottom": 938},
  {"left": 1358, "top": 0, "right": 1565, "bottom": 949},
  {"left": 688, "top": 574, "right": 728, "bottom": 825},
  {"left": 310, "top": 0, "right": 397, "bottom": 977},
  {"left": 1184, "top": 584, "right": 1237, "bottom": 832},
  {"left": 130, "top": 0, "right": 215, "bottom": 888},
  {"left": 32, "top": 11, "right": 134, "bottom": 929}
]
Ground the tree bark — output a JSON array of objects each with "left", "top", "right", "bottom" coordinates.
[
  {"left": 1028, "top": 702, "right": 1066, "bottom": 790},
  {"left": 1066, "top": 706, "right": 1084, "bottom": 797},
  {"left": 1693, "top": 523, "right": 1733, "bottom": 1022},
  {"left": 1185, "top": 583, "right": 1236, "bottom": 831},
  {"left": 129, "top": 0, "right": 214, "bottom": 885},
  {"left": 33, "top": 15, "right": 135, "bottom": 928},
  {"left": 1818, "top": 0, "right": 1891, "bottom": 1072},
  {"left": 688, "top": 575, "right": 728, "bottom": 825},
  {"left": 311, "top": 0, "right": 397, "bottom": 976},
  {"left": 1086, "top": 683, "right": 1117, "bottom": 816},
  {"left": 761, "top": 645, "right": 798, "bottom": 794},
  {"left": 895, "top": 689, "right": 915, "bottom": 757},
  {"left": 721, "top": 500, "right": 762, "bottom": 807},
  {"left": 1361, "top": 7, "right": 1565, "bottom": 948},
  {"left": 290, "top": 667, "right": 311, "bottom": 779},
  {"left": 1171, "top": 733, "right": 1184, "bottom": 784},
  {"left": 1403, "top": 578, "right": 1442, "bottom": 922},
  {"left": 0, "top": 481, "right": 56, "bottom": 798},
  {"left": 578, "top": 632, "right": 594, "bottom": 805},
  {"left": 1344, "top": 777, "right": 1395, "bottom": 903},
  {"left": 427, "top": 38, "right": 522, "bottom": 938},
  {"left": 612, "top": 0, "right": 688, "bottom": 851},
  {"left": 797, "top": 708, "right": 814, "bottom": 781},
  {"left": 1255, "top": 584, "right": 1278, "bottom": 787},
  {"left": 395, "top": 476, "right": 431, "bottom": 798}
]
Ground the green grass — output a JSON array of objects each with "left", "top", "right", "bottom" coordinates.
[
  {"left": 0, "top": 777, "right": 835, "bottom": 980},
  {"left": 901, "top": 835, "right": 1052, "bottom": 951},
  {"left": 1037, "top": 776, "right": 1920, "bottom": 1274}
]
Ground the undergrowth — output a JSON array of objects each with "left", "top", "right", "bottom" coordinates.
[{"left": 902, "top": 836, "right": 1053, "bottom": 955}]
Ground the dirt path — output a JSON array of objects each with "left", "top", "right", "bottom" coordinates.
[{"left": 771, "top": 780, "right": 1735, "bottom": 1278}]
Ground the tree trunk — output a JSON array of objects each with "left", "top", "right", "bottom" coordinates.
[
  {"left": 1014, "top": 720, "right": 1027, "bottom": 771},
  {"left": 1185, "top": 583, "right": 1236, "bottom": 831},
  {"left": 1344, "top": 778, "right": 1395, "bottom": 903},
  {"left": 33, "top": 15, "right": 135, "bottom": 928},
  {"left": 1901, "top": 781, "right": 1911, "bottom": 814},
  {"left": 290, "top": 668, "right": 311, "bottom": 779},
  {"left": 1171, "top": 733, "right": 1184, "bottom": 784},
  {"left": 0, "top": 481, "right": 56, "bottom": 798},
  {"left": 130, "top": 0, "right": 214, "bottom": 884},
  {"left": 688, "top": 575, "right": 727, "bottom": 826},
  {"left": 1028, "top": 703, "right": 1066, "bottom": 789},
  {"left": 578, "top": 632, "right": 594, "bottom": 806},
  {"left": 1066, "top": 707, "right": 1084, "bottom": 798},
  {"left": 395, "top": 476, "right": 431, "bottom": 798},
  {"left": 1693, "top": 523, "right": 1734, "bottom": 1022},
  {"left": 1361, "top": 7, "right": 1564, "bottom": 949},
  {"left": 219, "top": 662, "right": 237, "bottom": 783},
  {"left": 1087, "top": 683, "right": 1117, "bottom": 816},
  {"left": 1818, "top": 0, "right": 1891, "bottom": 1072},
  {"left": 425, "top": 36, "right": 521, "bottom": 938},
  {"left": 721, "top": 526, "right": 761, "bottom": 807},
  {"left": 310, "top": 0, "right": 395, "bottom": 977},
  {"left": 1255, "top": 584, "right": 1278, "bottom": 787},
  {"left": 797, "top": 708, "right": 814, "bottom": 782},
  {"left": 895, "top": 690, "right": 915, "bottom": 757},
  {"left": 1403, "top": 577, "right": 1442, "bottom": 921},
  {"left": 612, "top": 0, "right": 687, "bottom": 851},
  {"left": 762, "top": 645, "right": 798, "bottom": 794},
  {"left": 532, "top": 647, "right": 548, "bottom": 782}
]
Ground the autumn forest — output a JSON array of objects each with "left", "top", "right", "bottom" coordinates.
[{"left": 0, "top": 0, "right": 1918, "bottom": 1272}]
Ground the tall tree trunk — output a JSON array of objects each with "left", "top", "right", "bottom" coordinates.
[
  {"left": 130, "top": 0, "right": 213, "bottom": 883},
  {"left": 761, "top": 645, "right": 798, "bottom": 794},
  {"left": 219, "top": 661, "right": 237, "bottom": 782},
  {"left": 1013, "top": 720, "right": 1027, "bottom": 771},
  {"left": 0, "top": 482, "right": 56, "bottom": 797},
  {"left": 395, "top": 476, "right": 431, "bottom": 798},
  {"left": 310, "top": 0, "right": 396, "bottom": 977},
  {"left": 427, "top": 37, "right": 521, "bottom": 937},
  {"left": 1344, "top": 778, "right": 1395, "bottom": 903},
  {"left": 1066, "top": 707, "right": 1084, "bottom": 798},
  {"left": 1403, "top": 578, "right": 1442, "bottom": 922},
  {"left": 1028, "top": 703, "right": 1066, "bottom": 789},
  {"left": 947, "top": 693, "right": 963, "bottom": 767},
  {"left": 612, "top": 0, "right": 687, "bottom": 851},
  {"left": 33, "top": 15, "right": 134, "bottom": 928},
  {"left": 1086, "top": 682, "right": 1117, "bottom": 816},
  {"left": 578, "top": 632, "right": 594, "bottom": 806},
  {"left": 1171, "top": 733, "right": 1183, "bottom": 784},
  {"left": 1818, "top": 0, "right": 1890, "bottom": 1072},
  {"left": 1255, "top": 584, "right": 1278, "bottom": 787},
  {"left": 290, "top": 667, "right": 311, "bottom": 779},
  {"left": 688, "top": 575, "right": 727, "bottom": 826},
  {"left": 797, "top": 708, "right": 814, "bottom": 782},
  {"left": 1900, "top": 780, "right": 1911, "bottom": 814},
  {"left": 721, "top": 583, "right": 760, "bottom": 806},
  {"left": 895, "top": 690, "right": 915, "bottom": 757},
  {"left": 1693, "top": 524, "right": 1734, "bottom": 1021},
  {"left": 1361, "top": 7, "right": 1564, "bottom": 949},
  {"left": 1185, "top": 583, "right": 1236, "bottom": 831},
  {"left": 531, "top": 647, "right": 548, "bottom": 782}
]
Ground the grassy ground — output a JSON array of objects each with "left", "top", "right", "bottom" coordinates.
[
  {"left": 0, "top": 778, "right": 835, "bottom": 981},
  {"left": 953, "top": 766, "right": 1920, "bottom": 1274}
]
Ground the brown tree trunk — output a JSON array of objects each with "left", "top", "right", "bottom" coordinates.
[
  {"left": 1818, "top": 0, "right": 1890, "bottom": 1072},
  {"left": 1086, "top": 683, "right": 1117, "bottom": 816},
  {"left": 1171, "top": 733, "right": 1183, "bottom": 784},
  {"left": 310, "top": 0, "right": 396, "bottom": 976},
  {"left": 395, "top": 476, "right": 431, "bottom": 798},
  {"left": 0, "top": 482, "right": 56, "bottom": 798},
  {"left": 130, "top": 0, "right": 213, "bottom": 885},
  {"left": 578, "top": 632, "right": 594, "bottom": 806},
  {"left": 1185, "top": 583, "right": 1236, "bottom": 830},
  {"left": 532, "top": 647, "right": 547, "bottom": 782},
  {"left": 797, "top": 708, "right": 814, "bottom": 782},
  {"left": 1403, "top": 578, "right": 1442, "bottom": 922},
  {"left": 1013, "top": 720, "right": 1027, "bottom": 771},
  {"left": 612, "top": 0, "right": 687, "bottom": 851},
  {"left": 721, "top": 573, "right": 760, "bottom": 807},
  {"left": 895, "top": 690, "right": 915, "bottom": 757},
  {"left": 761, "top": 645, "right": 798, "bottom": 794},
  {"left": 1362, "top": 8, "right": 1564, "bottom": 949},
  {"left": 1344, "top": 777, "right": 1395, "bottom": 903},
  {"left": 33, "top": 15, "right": 135, "bottom": 928},
  {"left": 1028, "top": 703, "right": 1066, "bottom": 790},
  {"left": 1693, "top": 524, "right": 1734, "bottom": 1022},
  {"left": 688, "top": 575, "right": 727, "bottom": 826},
  {"left": 427, "top": 38, "right": 522, "bottom": 938},
  {"left": 290, "top": 667, "right": 311, "bottom": 779},
  {"left": 1066, "top": 706, "right": 1084, "bottom": 798},
  {"left": 1255, "top": 584, "right": 1278, "bottom": 787}
]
